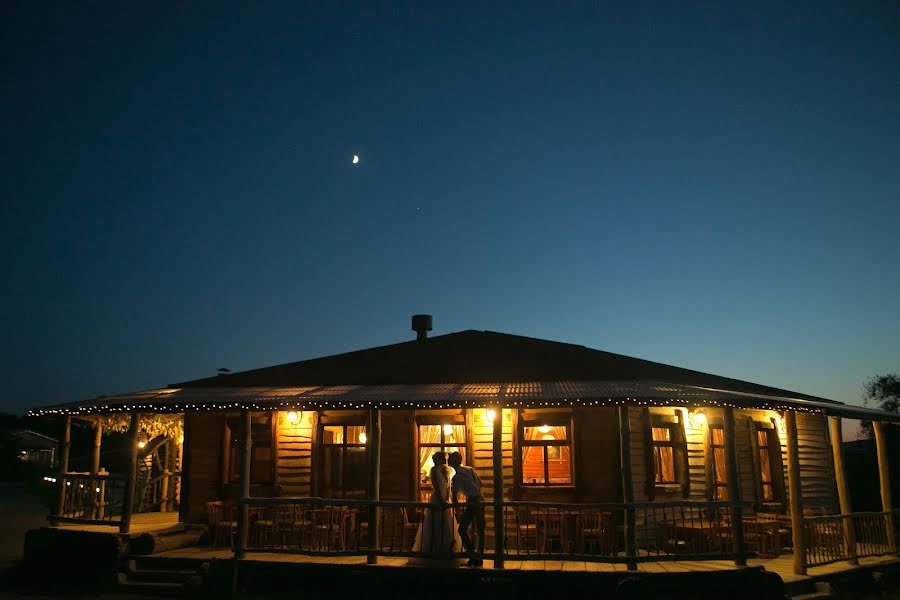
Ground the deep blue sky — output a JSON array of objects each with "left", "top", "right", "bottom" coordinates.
[{"left": 3, "top": 2, "right": 898, "bottom": 429}]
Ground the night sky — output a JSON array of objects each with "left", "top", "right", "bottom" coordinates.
[{"left": 3, "top": 2, "right": 898, "bottom": 429}]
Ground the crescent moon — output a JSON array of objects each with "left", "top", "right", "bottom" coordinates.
[{"left": 352, "top": 155, "right": 359, "bottom": 164}]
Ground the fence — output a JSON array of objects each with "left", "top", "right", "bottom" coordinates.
[
  {"left": 237, "top": 498, "right": 743, "bottom": 563},
  {"left": 805, "top": 511, "right": 899, "bottom": 568},
  {"left": 52, "top": 472, "right": 127, "bottom": 525}
]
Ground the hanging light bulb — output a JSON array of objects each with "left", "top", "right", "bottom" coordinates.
[
  {"left": 286, "top": 411, "right": 299, "bottom": 424},
  {"left": 443, "top": 423, "right": 453, "bottom": 436},
  {"left": 538, "top": 425, "right": 551, "bottom": 434},
  {"left": 358, "top": 431, "right": 367, "bottom": 444},
  {"left": 138, "top": 441, "right": 146, "bottom": 449}
]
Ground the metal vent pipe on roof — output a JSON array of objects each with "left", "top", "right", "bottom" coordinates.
[{"left": 412, "top": 314, "right": 432, "bottom": 341}]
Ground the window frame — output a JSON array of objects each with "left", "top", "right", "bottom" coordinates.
[
  {"left": 316, "top": 414, "right": 369, "bottom": 500},
  {"left": 708, "top": 424, "right": 729, "bottom": 501},
  {"left": 753, "top": 420, "right": 784, "bottom": 505},
  {"left": 517, "top": 411, "right": 574, "bottom": 488},
  {"left": 415, "top": 414, "right": 468, "bottom": 501},
  {"left": 645, "top": 411, "right": 689, "bottom": 499}
]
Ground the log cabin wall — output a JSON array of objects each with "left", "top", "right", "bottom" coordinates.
[
  {"left": 380, "top": 410, "right": 413, "bottom": 501},
  {"left": 795, "top": 412, "right": 837, "bottom": 512},
  {"left": 180, "top": 412, "right": 225, "bottom": 524},
  {"left": 470, "top": 408, "right": 513, "bottom": 550},
  {"left": 274, "top": 411, "right": 313, "bottom": 496},
  {"left": 573, "top": 407, "right": 621, "bottom": 502}
]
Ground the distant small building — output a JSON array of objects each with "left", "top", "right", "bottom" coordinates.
[{"left": 14, "top": 430, "right": 59, "bottom": 471}]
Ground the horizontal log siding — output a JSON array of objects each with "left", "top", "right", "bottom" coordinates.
[
  {"left": 472, "top": 409, "right": 513, "bottom": 549},
  {"left": 380, "top": 411, "right": 412, "bottom": 501},
  {"left": 275, "top": 411, "right": 313, "bottom": 496},
  {"left": 796, "top": 412, "right": 837, "bottom": 512}
]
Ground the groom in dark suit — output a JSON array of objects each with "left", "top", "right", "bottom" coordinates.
[{"left": 448, "top": 451, "right": 486, "bottom": 567}]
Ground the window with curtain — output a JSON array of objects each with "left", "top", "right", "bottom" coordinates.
[
  {"left": 756, "top": 425, "right": 780, "bottom": 502},
  {"left": 710, "top": 426, "right": 729, "bottom": 500},
  {"left": 652, "top": 425, "right": 677, "bottom": 484},
  {"left": 520, "top": 420, "right": 572, "bottom": 486},
  {"left": 417, "top": 419, "right": 466, "bottom": 501},
  {"left": 319, "top": 423, "right": 368, "bottom": 499}
]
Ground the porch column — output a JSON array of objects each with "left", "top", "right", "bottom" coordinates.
[
  {"left": 785, "top": 411, "right": 806, "bottom": 575},
  {"left": 120, "top": 411, "right": 141, "bottom": 534},
  {"left": 873, "top": 421, "right": 897, "bottom": 553},
  {"left": 235, "top": 410, "right": 252, "bottom": 560},
  {"left": 91, "top": 419, "right": 102, "bottom": 475},
  {"left": 52, "top": 416, "right": 72, "bottom": 525},
  {"left": 723, "top": 407, "right": 746, "bottom": 566},
  {"left": 492, "top": 406, "right": 505, "bottom": 569},
  {"left": 829, "top": 417, "right": 857, "bottom": 564},
  {"left": 367, "top": 407, "right": 381, "bottom": 565},
  {"left": 617, "top": 405, "right": 637, "bottom": 571},
  {"left": 91, "top": 419, "right": 104, "bottom": 520}
]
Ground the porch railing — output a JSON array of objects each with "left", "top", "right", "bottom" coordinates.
[
  {"left": 237, "top": 498, "right": 746, "bottom": 563},
  {"left": 136, "top": 470, "right": 181, "bottom": 514},
  {"left": 51, "top": 472, "right": 127, "bottom": 526},
  {"left": 804, "top": 510, "right": 899, "bottom": 568}
]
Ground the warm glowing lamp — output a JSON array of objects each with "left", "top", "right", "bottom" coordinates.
[
  {"left": 286, "top": 411, "right": 299, "bottom": 424},
  {"left": 358, "top": 431, "right": 367, "bottom": 444},
  {"left": 485, "top": 409, "right": 497, "bottom": 424},
  {"left": 443, "top": 423, "right": 453, "bottom": 436},
  {"left": 538, "top": 425, "right": 551, "bottom": 434},
  {"left": 689, "top": 410, "right": 707, "bottom": 428},
  {"left": 138, "top": 441, "right": 146, "bottom": 449}
]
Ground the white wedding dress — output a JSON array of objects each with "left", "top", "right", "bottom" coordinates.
[{"left": 411, "top": 465, "right": 463, "bottom": 566}]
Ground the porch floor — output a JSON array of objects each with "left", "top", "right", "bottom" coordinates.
[
  {"left": 52, "top": 512, "right": 180, "bottom": 535},
  {"left": 152, "top": 546, "right": 900, "bottom": 583}
]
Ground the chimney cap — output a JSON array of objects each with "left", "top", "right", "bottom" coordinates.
[{"left": 411, "top": 314, "right": 433, "bottom": 341}]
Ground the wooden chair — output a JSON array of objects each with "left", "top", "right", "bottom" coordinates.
[
  {"left": 401, "top": 507, "right": 421, "bottom": 552},
  {"left": 515, "top": 507, "right": 538, "bottom": 554},
  {"left": 536, "top": 511, "right": 564, "bottom": 554},
  {"left": 656, "top": 520, "right": 687, "bottom": 554},
  {"left": 206, "top": 501, "right": 237, "bottom": 549},
  {"left": 757, "top": 512, "right": 790, "bottom": 553},
  {"left": 311, "top": 507, "right": 348, "bottom": 551},
  {"left": 576, "top": 511, "right": 615, "bottom": 555}
]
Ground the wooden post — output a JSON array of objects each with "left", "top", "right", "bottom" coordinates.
[
  {"left": 120, "top": 411, "right": 141, "bottom": 534},
  {"left": 159, "top": 439, "right": 170, "bottom": 513},
  {"left": 91, "top": 420, "right": 102, "bottom": 475},
  {"left": 492, "top": 407, "right": 505, "bottom": 569},
  {"left": 367, "top": 407, "right": 381, "bottom": 565},
  {"left": 785, "top": 411, "right": 806, "bottom": 575},
  {"left": 618, "top": 405, "right": 637, "bottom": 571},
  {"left": 235, "top": 410, "right": 252, "bottom": 560},
  {"left": 52, "top": 416, "right": 72, "bottom": 525},
  {"left": 723, "top": 407, "right": 746, "bottom": 566},
  {"left": 829, "top": 417, "right": 858, "bottom": 564},
  {"left": 90, "top": 420, "right": 104, "bottom": 519},
  {"left": 873, "top": 421, "right": 897, "bottom": 553}
]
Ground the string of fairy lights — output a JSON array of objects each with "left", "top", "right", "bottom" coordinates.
[{"left": 27, "top": 394, "right": 827, "bottom": 417}]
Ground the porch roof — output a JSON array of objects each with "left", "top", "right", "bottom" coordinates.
[{"left": 26, "top": 380, "right": 900, "bottom": 423}]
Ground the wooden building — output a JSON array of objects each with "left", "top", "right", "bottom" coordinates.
[{"left": 28, "top": 322, "right": 900, "bottom": 582}]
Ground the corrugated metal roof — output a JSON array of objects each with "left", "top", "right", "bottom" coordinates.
[{"left": 26, "top": 380, "right": 900, "bottom": 422}]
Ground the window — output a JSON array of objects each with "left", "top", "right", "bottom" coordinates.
[
  {"left": 226, "top": 414, "right": 273, "bottom": 485},
  {"left": 520, "top": 418, "right": 572, "bottom": 486},
  {"left": 652, "top": 425, "right": 678, "bottom": 484},
  {"left": 710, "top": 426, "right": 729, "bottom": 500},
  {"left": 646, "top": 413, "right": 688, "bottom": 498},
  {"left": 417, "top": 419, "right": 467, "bottom": 501},
  {"left": 319, "top": 423, "right": 368, "bottom": 499},
  {"left": 755, "top": 424, "right": 782, "bottom": 503}
]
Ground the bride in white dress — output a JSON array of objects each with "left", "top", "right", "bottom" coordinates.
[{"left": 411, "top": 451, "right": 462, "bottom": 565}]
